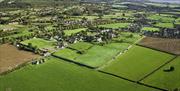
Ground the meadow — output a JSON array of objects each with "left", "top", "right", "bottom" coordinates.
[
  {"left": 154, "top": 23, "right": 174, "bottom": 28},
  {"left": 141, "top": 27, "right": 160, "bottom": 32},
  {"left": 21, "top": 38, "right": 56, "bottom": 49},
  {"left": 64, "top": 28, "right": 87, "bottom": 36},
  {"left": 142, "top": 57, "right": 180, "bottom": 90},
  {"left": 102, "top": 45, "right": 174, "bottom": 81},
  {"left": 0, "top": 57, "right": 158, "bottom": 91},
  {"left": 98, "top": 23, "right": 131, "bottom": 29}
]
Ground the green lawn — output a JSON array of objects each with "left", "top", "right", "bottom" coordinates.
[
  {"left": 142, "top": 57, "right": 180, "bottom": 90},
  {"left": 0, "top": 57, "right": 158, "bottom": 91},
  {"left": 98, "top": 23, "right": 131, "bottom": 29},
  {"left": 21, "top": 38, "right": 56, "bottom": 49},
  {"left": 64, "top": 28, "right": 87, "bottom": 36},
  {"left": 52, "top": 48, "right": 80, "bottom": 60},
  {"left": 75, "top": 45, "right": 119, "bottom": 68},
  {"left": 141, "top": 27, "right": 160, "bottom": 32},
  {"left": 102, "top": 45, "right": 174, "bottom": 81},
  {"left": 68, "top": 42, "right": 93, "bottom": 52},
  {"left": 154, "top": 23, "right": 174, "bottom": 28}
]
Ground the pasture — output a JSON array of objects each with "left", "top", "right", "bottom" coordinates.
[
  {"left": 147, "top": 14, "right": 175, "bottom": 23},
  {"left": 0, "top": 57, "right": 158, "bottom": 91},
  {"left": 21, "top": 38, "right": 56, "bottom": 50},
  {"left": 68, "top": 42, "right": 93, "bottom": 52},
  {"left": 142, "top": 57, "right": 180, "bottom": 90},
  {"left": 64, "top": 28, "right": 87, "bottom": 36},
  {"left": 98, "top": 23, "right": 131, "bottom": 29},
  {"left": 154, "top": 23, "right": 174, "bottom": 28},
  {"left": 0, "top": 44, "right": 39, "bottom": 74},
  {"left": 141, "top": 27, "right": 160, "bottom": 32},
  {"left": 75, "top": 45, "right": 119, "bottom": 68},
  {"left": 52, "top": 48, "right": 80, "bottom": 60},
  {"left": 102, "top": 45, "right": 174, "bottom": 81}
]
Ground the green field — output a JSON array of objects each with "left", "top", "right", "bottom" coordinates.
[
  {"left": 113, "top": 32, "right": 142, "bottom": 44},
  {"left": 0, "top": 57, "right": 158, "bottom": 91},
  {"left": 75, "top": 45, "right": 119, "bottom": 68},
  {"left": 154, "top": 23, "right": 174, "bottom": 28},
  {"left": 98, "top": 23, "right": 131, "bottom": 29},
  {"left": 102, "top": 45, "right": 174, "bottom": 81},
  {"left": 148, "top": 14, "right": 175, "bottom": 23},
  {"left": 52, "top": 48, "right": 80, "bottom": 60},
  {"left": 68, "top": 42, "right": 93, "bottom": 52},
  {"left": 104, "top": 42, "right": 130, "bottom": 50},
  {"left": 141, "top": 27, "right": 160, "bottom": 32},
  {"left": 142, "top": 57, "right": 180, "bottom": 90},
  {"left": 64, "top": 28, "right": 87, "bottom": 36},
  {"left": 21, "top": 38, "right": 56, "bottom": 49}
]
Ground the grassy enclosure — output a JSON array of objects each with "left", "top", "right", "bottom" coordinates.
[
  {"left": 102, "top": 45, "right": 174, "bottom": 81},
  {"left": 0, "top": 57, "right": 157, "bottom": 91},
  {"left": 98, "top": 23, "right": 131, "bottom": 29}
]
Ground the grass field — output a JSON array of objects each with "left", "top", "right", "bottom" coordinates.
[
  {"left": 102, "top": 45, "right": 174, "bottom": 81},
  {"left": 142, "top": 57, "right": 180, "bottom": 90},
  {"left": 68, "top": 42, "right": 93, "bottom": 52},
  {"left": 0, "top": 57, "right": 158, "bottom": 91},
  {"left": 141, "top": 27, "right": 160, "bottom": 32},
  {"left": 52, "top": 48, "right": 80, "bottom": 60},
  {"left": 98, "top": 23, "right": 131, "bottom": 29},
  {"left": 147, "top": 14, "right": 175, "bottom": 23},
  {"left": 64, "top": 28, "right": 87, "bottom": 36},
  {"left": 113, "top": 32, "right": 142, "bottom": 44},
  {"left": 154, "top": 23, "right": 174, "bottom": 28},
  {"left": 21, "top": 38, "right": 56, "bottom": 49},
  {"left": 75, "top": 45, "right": 119, "bottom": 68},
  {"left": 104, "top": 42, "right": 130, "bottom": 50}
]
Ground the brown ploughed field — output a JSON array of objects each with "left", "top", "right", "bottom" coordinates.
[
  {"left": 0, "top": 44, "right": 40, "bottom": 74},
  {"left": 138, "top": 37, "right": 180, "bottom": 55}
]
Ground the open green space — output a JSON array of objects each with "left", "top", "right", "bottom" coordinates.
[
  {"left": 64, "top": 28, "right": 87, "bottom": 36},
  {"left": 0, "top": 57, "right": 158, "bottom": 91},
  {"left": 104, "top": 42, "right": 130, "bottom": 50},
  {"left": 98, "top": 23, "right": 131, "bottom": 29},
  {"left": 113, "top": 32, "right": 142, "bottom": 44},
  {"left": 142, "top": 57, "right": 180, "bottom": 90},
  {"left": 52, "top": 48, "right": 80, "bottom": 60},
  {"left": 102, "top": 45, "right": 174, "bottom": 81},
  {"left": 141, "top": 27, "right": 160, "bottom": 32},
  {"left": 154, "top": 23, "right": 174, "bottom": 28},
  {"left": 148, "top": 14, "right": 175, "bottom": 23},
  {"left": 75, "top": 45, "right": 119, "bottom": 68},
  {"left": 68, "top": 42, "right": 93, "bottom": 52},
  {"left": 21, "top": 38, "right": 56, "bottom": 49}
]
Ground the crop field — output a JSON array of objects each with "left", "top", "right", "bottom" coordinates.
[
  {"left": 154, "top": 23, "right": 174, "bottom": 28},
  {"left": 113, "top": 32, "right": 142, "bottom": 44},
  {"left": 102, "top": 45, "right": 174, "bottom": 81},
  {"left": 98, "top": 23, "right": 131, "bottom": 29},
  {"left": 75, "top": 45, "right": 119, "bottom": 68},
  {"left": 141, "top": 27, "right": 160, "bottom": 32},
  {"left": 68, "top": 42, "right": 93, "bottom": 52},
  {"left": 0, "top": 44, "right": 39, "bottom": 74},
  {"left": 138, "top": 37, "right": 180, "bottom": 55},
  {"left": 64, "top": 28, "right": 87, "bottom": 36},
  {"left": 52, "top": 48, "right": 80, "bottom": 60},
  {"left": 142, "top": 57, "right": 180, "bottom": 90},
  {"left": 0, "top": 57, "right": 158, "bottom": 91},
  {"left": 21, "top": 38, "right": 56, "bottom": 50}
]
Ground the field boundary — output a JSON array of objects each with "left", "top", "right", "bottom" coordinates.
[
  {"left": 138, "top": 56, "right": 178, "bottom": 82},
  {"left": 52, "top": 54, "right": 95, "bottom": 69},
  {"left": 98, "top": 70, "right": 168, "bottom": 91},
  {"left": 136, "top": 44, "right": 178, "bottom": 56}
]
